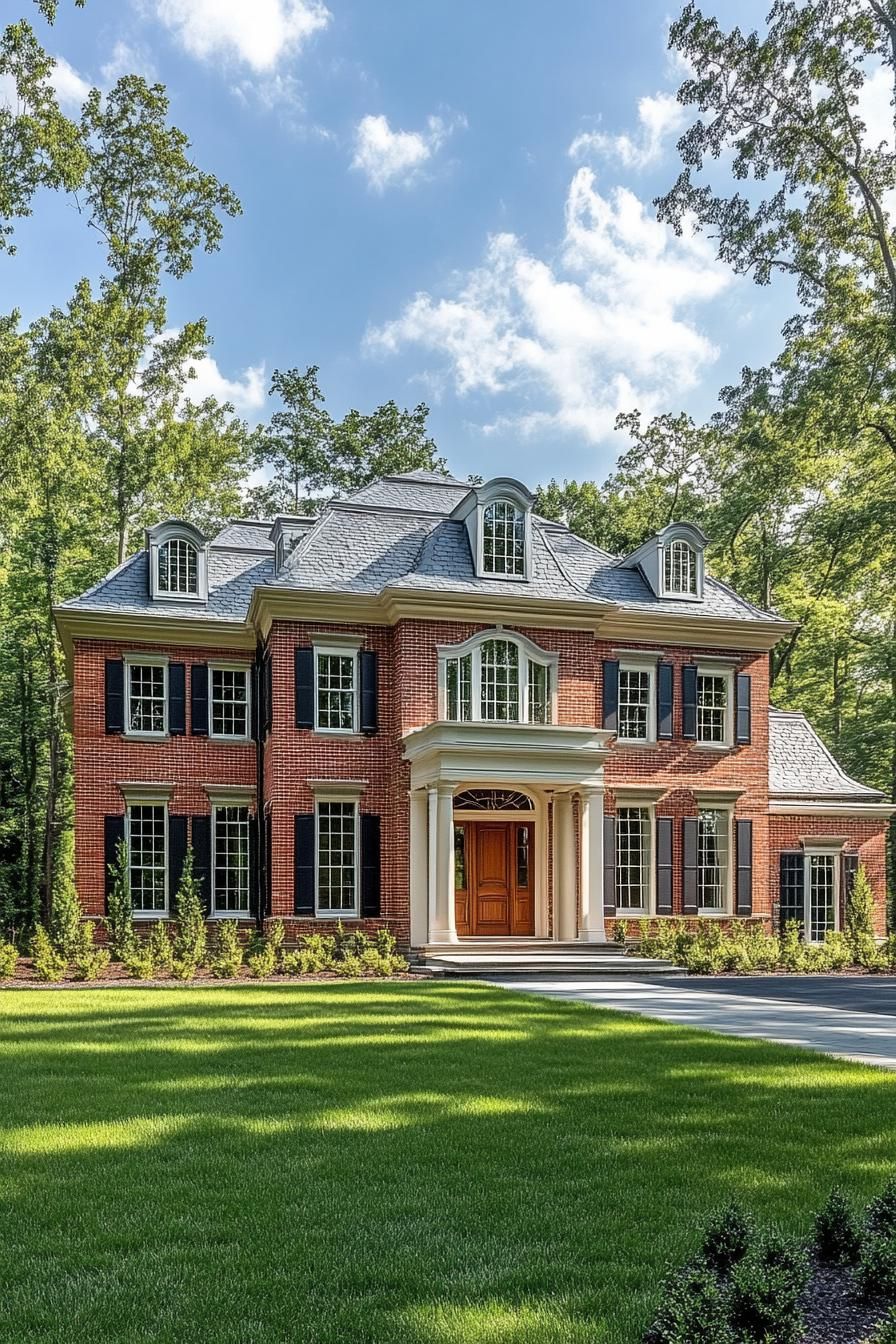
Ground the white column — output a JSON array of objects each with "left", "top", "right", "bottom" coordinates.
[
  {"left": 554, "top": 791, "right": 577, "bottom": 942},
  {"left": 430, "top": 782, "right": 458, "bottom": 943},
  {"left": 409, "top": 790, "right": 429, "bottom": 948},
  {"left": 427, "top": 786, "right": 438, "bottom": 943},
  {"left": 579, "top": 787, "right": 606, "bottom": 943}
]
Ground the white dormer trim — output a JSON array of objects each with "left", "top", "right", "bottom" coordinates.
[
  {"left": 451, "top": 477, "right": 535, "bottom": 582},
  {"left": 147, "top": 520, "right": 209, "bottom": 603},
  {"left": 618, "top": 521, "right": 706, "bottom": 602}
]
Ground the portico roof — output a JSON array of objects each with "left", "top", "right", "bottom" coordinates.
[{"left": 402, "top": 721, "right": 614, "bottom": 790}]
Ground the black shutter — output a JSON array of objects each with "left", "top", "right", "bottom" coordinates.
[
  {"left": 682, "top": 665, "right": 698, "bottom": 740},
  {"left": 168, "top": 815, "right": 188, "bottom": 908},
  {"left": 264, "top": 655, "right": 273, "bottom": 735},
  {"left": 603, "top": 813, "right": 616, "bottom": 916},
  {"left": 360, "top": 651, "right": 379, "bottom": 735},
  {"left": 105, "top": 659, "right": 125, "bottom": 734},
  {"left": 841, "top": 852, "right": 859, "bottom": 930},
  {"left": 295, "top": 648, "right": 314, "bottom": 729},
  {"left": 682, "top": 817, "right": 698, "bottom": 914},
  {"left": 360, "top": 813, "right": 381, "bottom": 917},
  {"left": 249, "top": 814, "right": 259, "bottom": 920},
  {"left": 779, "top": 852, "right": 805, "bottom": 932},
  {"left": 191, "top": 816, "right": 212, "bottom": 915},
  {"left": 735, "top": 818, "right": 753, "bottom": 916},
  {"left": 294, "top": 814, "right": 315, "bottom": 915},
  {"left": 602, "top": 660, "right": 619, "bottom": 733},
  {"left": 191, "top": 663, "right": 209, "bottom": 736},
  {"left": 104, "top": 815, "right": 125, "bottom": 912},
  {"left": 657, "top": 661, "right": 674, "bottom": 741},
  {"left": 168, "top": 663, "right": 186, "bottom": 735},
  {"left": 656, "top": 816, "right": 673, "bottom": 915},
  {"left": 736, "top": 673, "right": 752, "bottom": 745}
]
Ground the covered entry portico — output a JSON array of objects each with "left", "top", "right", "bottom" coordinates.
[{"left": 403, "top": 722, "right": 614, "bottom": 947}]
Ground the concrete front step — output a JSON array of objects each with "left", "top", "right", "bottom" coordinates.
[{"left": 417, "top": 951, "right": 682, "bottom": 978}]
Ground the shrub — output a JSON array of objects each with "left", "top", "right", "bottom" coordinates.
[
  {"left": 375, "top": 927, "right": 398, "bottom": 958},
  {"left": 866, "top": 1176, "right": 896, "bottom": 1241},
  {"left": 30, "top": 924, "right": 67, "bottom": 982},
  {"left": 268, "top": 919, "right": 285, "bottom": 963},
  {"left": 0, "top": 941, "right": 19, "bottom": 979},
  {"left": 881, "top": 935, "right": 896, "bottom": 970},
  {"left": 281, "top": 950, "right": 303, "bottom": 976},
  {"left": 49, "top": 831, "right": 83, "bottom": 959},
  {"left": 727, "top": 1230, "right": 810, "bottom": 1343},
  {"left": 123, "top": 945, "right": 156, "bottom": 980},
  {"left": 173, "top": 850, "right": 206, "bottom": 966},
  {"left": 613, "top": 919, "right": 629, "bottom": 946},
  {"left": 780, "top": 921, "right": 808, "bottom": 972},
  {"left": 814, "top": 1188, "right": 861, "bottom": 1265},
  {"left": 822, "top": 931, "right": 852, "bottom": 972},
  {"left": 846, "top": 864, "right": 876, "bottom": 948},
  {"left": 70, "top": 921, "right": 110, "bottom": 982},
  {"left": 105, "top": 838, "right": 137, "bottom": 961},
  {"left": 642, "top": 1259, "right": 735, "bottom": 1344},
  {"left": 147, "top": 921, "right": 174, "bottom": 972},
  {"left": 700, "top": 1203, "right": 754, "bottom": 1276},
  {"left": 332, "top": 921, "right": 351, "bottom": 961},
  {"left": 247, "top": 938, "right": 277, "bottom": 979},
  {"left": 856, "top": 1236, "right": 896, "bottom": 1300},
  {"left": 873, "top": 1306, "right": 896, "bottom": 1342},
  {"left": 333, "top": 952, "right": 363, "bottom": 978},
  {"left": 211, "top": 922, "right": 243, "bottom": 979},
  {"left": 171, "top": 956, "right": 198, "bottom": 981}
]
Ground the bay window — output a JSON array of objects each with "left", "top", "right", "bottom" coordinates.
[{"left": 440, "top": 631, "right": 555, "bottom": 724}]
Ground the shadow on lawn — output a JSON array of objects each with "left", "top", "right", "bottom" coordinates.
[{"left": 0, "top": 982, "right": 894, "bottom": 1344}]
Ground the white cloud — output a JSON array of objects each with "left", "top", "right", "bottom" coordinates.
[
  {"left": 365, "top": 167, "right": 732, "bottom": 444},
  {"left": 859, "top": 62, "right": 895, "bottom": 149},
  {"left": 569, "top": 92, "right": 686, "bottom": 169},
  {"left": 352, "top": 113, "right": 463, "bottom": 191},
  {"left": 153, "top": 0, "right": 330, "bottom": 73},
  {"left": 182, "top": 352, "right": 266, "bottom": 413},
  {"left": 49, "top": 55, "right": 91, "bottom": 111},
  {"left": 101, "top": 40, "right": 157, "bottom": 85}
]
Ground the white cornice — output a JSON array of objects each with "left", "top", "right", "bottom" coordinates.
[
  {"left": 54, "top": 607, "right": 255, "bottom": 673},
  {"left": 402, "top": 721, "right": 614, "bottom": 790},
  {"left": 769, "top": 799, "right": 895, "bottom": 819},
  {"left": 599, "top": 608, "right": 795, "bottom": 652}
]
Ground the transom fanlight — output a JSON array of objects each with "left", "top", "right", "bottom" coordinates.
[{"left": 453, "top": 789, "right": 534, "bottom": 811}]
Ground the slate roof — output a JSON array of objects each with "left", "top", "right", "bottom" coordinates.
[
  {"left": 768, "top": 709, "right": 884, "bottom": 801},
  {"left": 58, "top": 470, "right": 792, "bottom": 627}
]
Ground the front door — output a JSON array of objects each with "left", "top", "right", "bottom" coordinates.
[{"left": 454, "top": 820, "right": 535, "bottom": 936}]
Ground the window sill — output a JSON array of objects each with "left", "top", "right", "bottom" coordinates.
[
  {"left": 209, "top": 910, "right": 252, "bottom": 920},
  {"left": 692, "top": 743, "right": 734, "bottom": 753},
  {"left": 315, "top": 911, "right": 361, "bottom": 920},
  {"left": 614, "top": 738, "right": 658, "bottom": 750},
  {"left": 124, "top": 732, "right": 168, "bottom": 743},
  {"left": 616, "top": 908, "right": 647, "bottom": 918},
  {"left": 208, "top": 735, "right": 253, "bottom": 745},
  {"left": 133, "top": 911, "right": 170, "bottom": 921},
  {"left": 697, "top": 910, "right": 731, "bottom": 919},
  {"left": 313, "top": 728, "right": 362, "bottom": 738}
]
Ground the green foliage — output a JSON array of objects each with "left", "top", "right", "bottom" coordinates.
[
  {"left": 873, "top": 1307, "right": 896, "bottom": 1343},
  {"left": 71, "top": 920, "right": 109, "bottom": 981},
  {"left": 210, "top": 921, "right": 243, "bottom": 979},
  {"left": 642, "top": 1259, "right": 735, "bottom": 1344},
  {"left": 171, "top": 955, "right": 198, "bottom": 981},
  {"left": 104, "top": 838, "right": 136, "bottom": 961},
  {"left": 856, "top": 1235, "right": 896, "bottom": 1301},
  {"left": 247, "top": 938, "right": 277, "bottom": 979},
  {"left": 866, "top": 1176, "right": 896, "bottom": 1242},
  {"left": 49, "top": 828, "right": 81, "bottom": 957},
  {"left": 727, "top": 1230, "right": 810, "bottom": 1344},
  {"left": 123, "top": 944, "right": 156, "bottom": 980},
  {"left": 814, "top": 1188, "right": 861, "bottom": 1266},
  {"left": 30, "top": 922, "right": 66, "bottom": 981},
  {"left": 613, "top": 919, "right": 629, "bottom": 946},
  {"left": 147, "top": 921, "right": 173, "bottom": 971},
  {"left": 333, "top": 952, "right": 364, "bottom": 979},
  {"left": 699, "top": 1203, "right": 753, "bottom": 1277},
  {"left": 173, "top": 849, "right": 206, "bottom": 966},
  {"left": 847, "top": 865, "right": 877, "bottom": 949},
  {"left": 0, "top": 940, "right": 18, "bottom": 978}
]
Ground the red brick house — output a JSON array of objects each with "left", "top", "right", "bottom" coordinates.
[{"left": 54, "top": 470, "right": 892, "bottom": 952}]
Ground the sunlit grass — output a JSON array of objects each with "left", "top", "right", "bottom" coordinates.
[{"left": 0, "top": 983, "right": 894, "bottom": 1343}]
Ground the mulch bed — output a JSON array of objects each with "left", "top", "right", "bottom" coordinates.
[
  {"left": 802, "top": 1262, "right": 891, "bottom": 1342},
  {"left": 0, "top": 958, "right": 416, "bottom": 988}
]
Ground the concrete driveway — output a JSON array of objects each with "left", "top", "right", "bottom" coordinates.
[{"left": 487, "top": 975, "right": 896, "bottom": 1071}]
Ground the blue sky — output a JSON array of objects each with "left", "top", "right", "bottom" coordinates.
[{"left": 11, "top": 0, "right": 796, "bottom": 486}]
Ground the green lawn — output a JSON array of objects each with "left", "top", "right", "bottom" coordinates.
[{"left": 1, "top": 984, "right": 894, "bottom": 1344}]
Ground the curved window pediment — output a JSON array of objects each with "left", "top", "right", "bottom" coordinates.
[
  {"left": 439, "top": 631, "right": 556, "bottom": 724},
  {"left": 147, "top": 521, "right": 208, "bottom": 602},
  {"left": 483, "top": 499, "right": 526, "bottom": 577},
  {"left": 663, "top": 538, "right": 699, "bottom": 597}
]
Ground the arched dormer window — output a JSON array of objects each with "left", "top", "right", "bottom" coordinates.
[
  {"left": 483, "top": 500, "right": 525, "bottom": 577},
  {"left": 438, "top": 630, "right": 557, "bottom": 724},
  {"left": 664, "top": 538, "right": 697, "bottom": 596},
  {"left": 147, "top": 521, "right": 209, "bottom": 602}
]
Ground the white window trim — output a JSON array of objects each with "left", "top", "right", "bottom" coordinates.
[
  {"left": 123, "top": 653, "right": 169, "bottom": 741},
  {"left": 614, "top": 802, "right": 656, "bottom": 917},
  {"left": 695, "top": 663, "right": 735, "bottom": 750},
  {"left": 617, "top": 661, "right": 657, "bottom": 746},
  {"left": 437, "top": 629, "right": 558, "bottom": 725},
  {"left": 126, "top": 801, "right": 169, "bottom": 919},
  {"left": 697, "top": 806, "right": 734, "bottom": 917},
  {"left": 148, "top": 525, "right": 209, "bottom": 602},
  {"left": 477, "top": 498, "right": 532, "bottom": 582},
  {"left": 313, "top": 644, "right": 360, "bottom": 736},
  {"left": 802, "top": 845, "right": 842, "bottom": 943},
  {"left": 660, "top": 535, "right": 705, "bottom": 600},
  {"left": 208, "top": 662, "right": 253, "bottom": 742},
  {"left": 314, "top": 796, "right": 360, "bottom": 918},
  {"left": 210, "top": 803, "right": 252, "bottom": 918}
]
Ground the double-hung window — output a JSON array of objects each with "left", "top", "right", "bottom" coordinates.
[
  {"left": 316, "top": 800, "right": 358, "bottom": 915},
  {"left": 617, "top": 666, "right": 654, "bottom": 742},
  {"left": 697, "top": 809, "right": 730, "bottom": 913},
  {"left": 315, "top": 649, "right": 357, "bottom": 733},
  {"left": 127, "top": 804, "right": 168, "bottom": 914},
  {"left": 616, "top": 807, "right": 651, "bottom": 912},
  {"left": 213, "top": 806, "right": 250, "bottom": 914},
  {"left": 482, "top": 500, "right": 525, "bottom": 576},
  {"left": 210, "top": 666, "right": 251, "bottom": 739},
  {"left": 126, "top": 659, "right": 167, "bottom": 737},
  {"left": 806, "top": 852, "right": 837, "bottom": 943},
  {"left": 441, "top": 632, "right": 555, "bottom": 724},
  {"left": 696, "top": 669, "right": 732, "bottom": 746}
]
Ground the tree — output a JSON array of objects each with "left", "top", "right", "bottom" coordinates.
[{"left": 248, "top": 365, "right": 447, "bottom": 515}]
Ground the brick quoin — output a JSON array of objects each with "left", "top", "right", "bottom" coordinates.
[{"left": 74, "top": 618, "right": 890, "bottom": 939}]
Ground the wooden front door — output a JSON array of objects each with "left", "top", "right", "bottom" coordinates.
[{"left": 454, "top": 820, "right": 535, "bottom": 936}]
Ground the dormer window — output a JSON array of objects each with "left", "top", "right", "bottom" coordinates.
[
  {"left": 664, "top": 539, "right": 697, "bottom": 596},
  {"left": 483, "top": 500, "right": 525, "bottom": 577},
  {"left": 439, "top": 630, "right": 556, "bottom": 724},
  {"left": 158, "top": 538, "right": 198, "bottom": 596},
  {"left": 146, "top": 521, "right": 209, "bottom": 602}
]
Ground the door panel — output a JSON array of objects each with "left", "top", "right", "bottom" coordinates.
[
  {"left": 473, "top": 823, "right": 512, "bottom": 934},
  {"left": 452, "top": 819, "right": 537, "bottom": 937}
]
